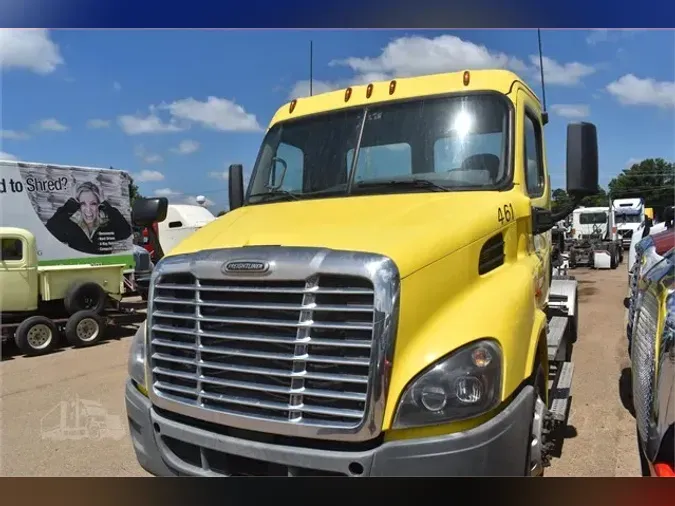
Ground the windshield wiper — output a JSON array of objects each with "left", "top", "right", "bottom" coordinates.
[
  {"left": 248, "top": 190, "right": 302, "bottom": 202},
  {"left": 353, "top": 178, "right": 451, "bottom": 192}
]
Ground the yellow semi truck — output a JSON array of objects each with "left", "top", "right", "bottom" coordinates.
[{"left": 125, "top": 69, "right": 599, "bottom": 476}]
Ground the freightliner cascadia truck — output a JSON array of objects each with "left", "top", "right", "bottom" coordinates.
[{"left": 125, "top": 69, "right": 599, "bottom": 476}]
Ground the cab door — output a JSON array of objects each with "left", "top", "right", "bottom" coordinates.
[
  {"left": 516, "top": 88, "right": 551, "bottom": 308},
  {"left": 0, "top": 235, "right": 38, "bottom": 312}
]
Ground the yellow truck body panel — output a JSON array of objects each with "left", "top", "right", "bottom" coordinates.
[{"left": 167, "top": 69, "right": 552, "bottom": 435}]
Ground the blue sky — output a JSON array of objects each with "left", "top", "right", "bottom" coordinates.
[{"left": 1, "top": 29, "right": 673, "bottom": 211}]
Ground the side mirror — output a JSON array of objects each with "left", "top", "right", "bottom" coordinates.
[
  {"left": 664, "top": 206, "right": 674, "bottom": 225},
  {"left": 566, "top": 122, "right": 598, "bottom": 198},
  {"left": 132, "top": 197, "right": 168, "bottom": 227},
  {"left": 228, "top": 164, "right": 245, "bottom": 211},
  {"left": 643, "top": 216, "right": 653, "bottom": 237},
  {"left": 532, "top": 206, "right": 554, "bottom": 235}
]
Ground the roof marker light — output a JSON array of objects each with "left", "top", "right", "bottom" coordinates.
[
  {"left": 366, "top": 83, "right": 373, "bottom": 99},
  {"left": 289, "top": 99, "right": 297, "bottom": 113},
  {"left": 345, "top": 87, "right": 352, "bottom": 102},
  {"left": 463, "top": 71, "right": 470, "bottom": 86},
  {"left": 389, "top": 80, "right": 396, "bottom": 95}
]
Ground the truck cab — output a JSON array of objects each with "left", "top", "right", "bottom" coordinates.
[
  {"left": 0, "top": 227, "right": 39, "bottom": 313},
  {"left": 126, "top": 69, "right": 598, "bottom": 477},
  {"left": 613, "top": 198, "right": 645, "bottom": 249}
]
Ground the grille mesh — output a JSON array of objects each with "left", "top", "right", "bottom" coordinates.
[{"left": 149, "top": 272, "right": 376, "bottom": 429}]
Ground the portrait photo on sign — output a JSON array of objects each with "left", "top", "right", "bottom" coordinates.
[{"left": 18, "top": 163, "right": 133, "bottom": 256}]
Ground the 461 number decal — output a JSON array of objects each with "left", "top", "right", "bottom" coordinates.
[{"left": 498, "top": 203, "right": 515, "bottom": 225}]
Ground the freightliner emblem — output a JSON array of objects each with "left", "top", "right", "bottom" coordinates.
[{"left": 223, "top": 260, "right": 270, "bottom": 273}]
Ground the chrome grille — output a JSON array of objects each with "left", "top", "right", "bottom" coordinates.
[
  {"left": 149, "top": 271, "right": 377, "bottom": 429},
  {"left": 631, "top": 290, "right": 658, "bottom": 443}
]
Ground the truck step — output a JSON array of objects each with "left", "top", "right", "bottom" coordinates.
[
  {"left": 547, "top": 316, "right": 568, "bottom": 361},
  {"left": 549, "top": 361, "right": 574, "bottom": 422}
]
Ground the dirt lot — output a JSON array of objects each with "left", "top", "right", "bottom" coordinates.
[{"left": 0, "top": 267, "right": 640, "bottom": 477}]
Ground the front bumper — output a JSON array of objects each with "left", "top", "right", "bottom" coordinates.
[{"left": 125, "top": 380, "right": 535, "bottom": 477}]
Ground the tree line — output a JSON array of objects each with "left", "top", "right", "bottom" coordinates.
[{"left": 552, "top": 158, "right": 674, "bottom": 220}]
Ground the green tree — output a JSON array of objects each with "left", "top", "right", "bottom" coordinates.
[
  {"left": 551, "top": 188, "right": 572, "bottom": 214},
  {"left": 579, "top": 186, "right": 609, "bottom": 207},
  {"left": 608, "top": 158, "right": 674, "bottom": 209}
]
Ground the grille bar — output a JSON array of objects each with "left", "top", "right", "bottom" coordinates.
[{"left": 150, "top": 269, "right": 377, "bottom": 430}]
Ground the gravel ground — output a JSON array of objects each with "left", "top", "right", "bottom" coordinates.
[{"left": 0, "top": 268, "right": 639, "bottom": 477}]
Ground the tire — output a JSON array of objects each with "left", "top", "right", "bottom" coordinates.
[
  {"left": 64, "top": 310, "right": 105, "bottom": 348},
  {"left": 14, "top": 316, "right": 59, "bottom": 356},
  {"left": 526, "top": 361, "right": 548, "bottom": 477},
  {"left": 64, "top": 282, "right": 107, "bottom": 316},
  {"left": 609, "top": 243, "right": 618, "bottom": 269}
]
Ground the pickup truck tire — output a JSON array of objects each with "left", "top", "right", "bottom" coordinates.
[
  {"left": 14, "top": 316, "right": 59, "bottom": 356},
  {"left": 64, "top": 282, "right": 107, "bottom": 316},
  {"left": 65, "top": 310, "right": 105, "bottom": 348}
]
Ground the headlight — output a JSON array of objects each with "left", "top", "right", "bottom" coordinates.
[
  {"left": 393, "top": 339, "right": 502, "bottom": 429},
  {"left": 128, "top": 323, "right": 148, "bottom": 395}
]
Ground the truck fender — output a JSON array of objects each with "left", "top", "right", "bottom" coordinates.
[{"left": 524, "top": 308, "right": 549, "bottom": 387}]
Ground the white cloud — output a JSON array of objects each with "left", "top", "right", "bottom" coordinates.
[
  {"left": 171, "top": 139, "right": 200, "bottom": 155},
  {"left": 529, "top": 55, "right": 596, "bottom": 86},
  {"left": 208, "top": 170, "right": 228, "bottom": 180},
  {"left": 0, "top": 150, "right": 18, "bottom": 161},
  {"left": 118, "top": 111, "right": 185, "bottom": 135},
  {"left": 606, "top": 74, "right": 675, "bottom": 109},
  {"left": 161, "top": 97, "right": 262, "bottom": 132},
  {"left": 154, "top": 188, "right": 179, "bottom": 197},
  {"left": 550, "top": 104, "right": 590, "bottom": 119},
  {"left": 86, "top": 118, "right": 111, "bottom": 129},
  {"left": 586, "top": 29, "right": 609, "bottom": 45},
  {"left": 36, "top": 118, "right": 69, "bottom": 132},
  {"left": 0, "top": 129, "right": 30, "bottom": 140},
  {"left": 113, "top": 81, "right": 121, "bottom": 91},
  {"left": 586, "top": 29, "right": 643, "bottom": 46},
  {"left": 134, "top": 146, "right": 163, "bottom": 165},
  {"left": 289, "top": 79, "right": 339, "bottom": 100},
  {"left": 290, "top": 35, "right": 595, "bottom": 98},
  {"left": 331, "top": 35, "right": 526, "bottom": 79},
  {"left": 0, "top": 29, "right": 63, "bottom": 74},
  {"left": 134, "top": 169, "right": 165, "bottom": 182}
]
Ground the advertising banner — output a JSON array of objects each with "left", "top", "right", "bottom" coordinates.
[{"left": 0, "top": 160, "right": 134, "bottom": 268}]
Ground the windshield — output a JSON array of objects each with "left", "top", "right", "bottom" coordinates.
[
  {"left": 579, "top": 212, "right": 607, "bottom": 225},
  {"left": 615, "top": 212, "right": 642, "bottom": 224},
  {"left": 246, "top": 94, "right": 510, "bottom": 204}
]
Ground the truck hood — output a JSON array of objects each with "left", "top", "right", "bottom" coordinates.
[{"left": 168, "top": 192, "right": 509, "bottom": 278}]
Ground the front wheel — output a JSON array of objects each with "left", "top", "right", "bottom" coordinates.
[
  {"left": 14, "top": 316, "right": 59, "bottom": 356},
  {"left": 527, "top": 362, "right": 548, "bottom": 477}
]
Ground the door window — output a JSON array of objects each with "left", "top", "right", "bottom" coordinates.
[{"left": 1, "top": 238, "right": 23, "bottom": 261}]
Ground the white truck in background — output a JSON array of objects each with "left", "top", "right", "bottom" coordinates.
[
  {"left": 613, "top": 197, "right": 645, "bottom": 249},
  {"left": 568, "top": 205, "right": 623, "bottom": 269},
  {"left": 136, "top": 204, "right": 216, "bottom": 262},
  {"left": 157, "top": 204, "right": 215, "bottom": 257}
]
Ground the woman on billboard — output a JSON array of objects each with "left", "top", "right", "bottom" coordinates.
[{"left": 46, "top": 181, "right": 132, "bottom": 255}]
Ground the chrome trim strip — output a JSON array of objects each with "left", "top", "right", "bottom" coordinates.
[{"left": 144, "top": 246, "right": 400, "bottom": 442}]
